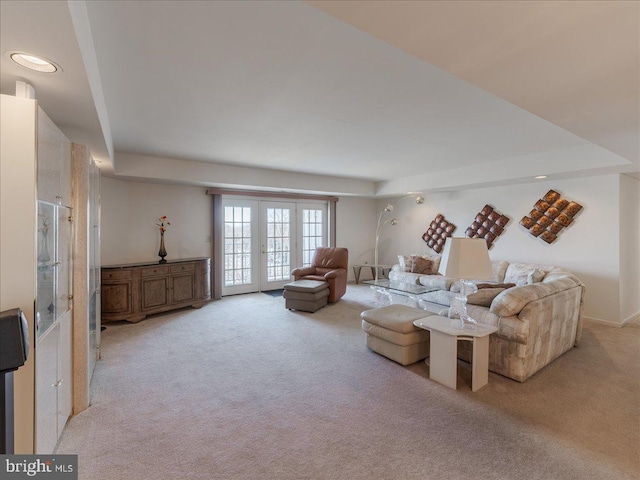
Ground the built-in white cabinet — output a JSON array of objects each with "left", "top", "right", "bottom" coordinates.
[
  {"left": 0, "top": 94, "right": 91, "bottom": 454},
  {"left": 37, "top": 110, "right": 72, "bottom": 206},
  {"left": 34, "top": 110, "right": 74, "bottom": 454},
  {"left": 35, "top": 201, "right": 73, "bottom": 453},
  {"left": 34, "top": 312, "right": 71, "bottom": 454}
]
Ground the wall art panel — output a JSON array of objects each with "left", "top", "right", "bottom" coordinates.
[
  {"left": 520, "top": 190, "right": 583, "bottom": 244},
  {"left": 422, "top": 214, "right": 456, "bottom": 253},
  {"left": 465, "top": 204, "right": 509, "bottom": 249}
]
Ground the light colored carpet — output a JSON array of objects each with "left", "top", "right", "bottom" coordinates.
[{"left": 56, "top": 284, "right": 640, "bottom": 479}]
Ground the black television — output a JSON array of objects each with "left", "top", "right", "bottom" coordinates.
[{"left": 0, "top": 308, "right": 29, "bottom": 374}]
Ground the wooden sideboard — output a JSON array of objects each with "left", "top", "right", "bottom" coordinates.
[{"left": 101, "top": 257, "right": 211, "bottom": 322}]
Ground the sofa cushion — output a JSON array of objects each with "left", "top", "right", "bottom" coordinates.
[
  {"left": 504, "top": 263, "right": 549, "bottom": 286},
  {"left": 419, "top": 275, "right": 455, "bottom": 291},
  {"left": 490, "top": 277, "right": 581, "bottom": 317},
  {"left": 467, "top": 287, "right": 507, "bottom": 307},
  {"left": 388, "top": 270, "right": 423, "bottom": 284}
]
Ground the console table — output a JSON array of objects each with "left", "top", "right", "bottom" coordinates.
[
  {"left": 353, "top": 264, "right": 391, "bottom": 284},
  {"left": 101, "top": 257, "right": 211, "bottom": 323}
]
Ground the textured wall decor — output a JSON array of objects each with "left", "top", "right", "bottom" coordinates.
[
  {"left": 422, "top": 214, "right": 456, "bottom": 253},
  {"left": 520, "top": 190, "right": 583, "bottom": 244},
  {"left": 465, "top": 204, "right": 509, "bottom": 249}
]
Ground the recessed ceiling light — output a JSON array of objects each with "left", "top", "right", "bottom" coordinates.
[
  {"left": 534, "top": 175, "right": 548, "bottom": 179},
  {"left": 9, "top": 52, "right": 60, "bottom": 73}
]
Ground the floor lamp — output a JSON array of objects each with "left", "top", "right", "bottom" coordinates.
[
  {"left": 374, "top": 194, "right": 424, "bottom": 282},
  {"left": 438, "top": 237, "right": 493, "bottom": 329}
]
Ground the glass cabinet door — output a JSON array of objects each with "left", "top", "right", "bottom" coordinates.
[
  {"left": 36, "top": 201, "right": 56, "bottom": 338},
  {"left": 36, "top": 201, "right": 73, "bottom": 340}
]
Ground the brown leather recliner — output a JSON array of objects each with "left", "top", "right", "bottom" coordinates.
[{"left": 291, "top": 247, "right": 349, "bottom": 303}]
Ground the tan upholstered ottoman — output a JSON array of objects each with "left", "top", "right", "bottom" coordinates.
[
  {"left": 361, "top": 304, "right": 434, "bottom": 365},
  {"left": 284, "top": 279, "right": 330, "bottom": 312}
]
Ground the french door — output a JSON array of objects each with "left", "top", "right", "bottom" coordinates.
[
  {"left": 260, "top": 201, "right": 296, "bottom": 291},
  {"left": 221, "top": 198, "right": 327, "bottom": 296}
]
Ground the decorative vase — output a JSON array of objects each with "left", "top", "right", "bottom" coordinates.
[
  {"left": 37, "top": 227, "right": 51, "bottom": 263},
  {"left": 158, "top": 231, "right": 167, "bottom": 263}
]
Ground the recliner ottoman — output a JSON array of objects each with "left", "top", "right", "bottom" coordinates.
[
  {"left": 361, "top": 304, "right": 433, "bottom": 365},
  {"left": 284, "top": 279, "right": 330, "bottom": 312}
]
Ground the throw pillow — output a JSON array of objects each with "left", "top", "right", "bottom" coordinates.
[
  {"left": 410, "top": 256, "right": 433, "bottom": 274},
  {"left": 475, "top": 283, "right": 516, "bottom": 290},
  {"left": 398, "top": 255, "right": 413, "bottom": 272},
  {"left": 467, "top": 287, "right": 507, "bottom": 307},
  {"left": 505, "top": 264, "right": 546, "bottom": 287},
  {"left": 527, "top": 269, "right": 545, "bottom": 285}
]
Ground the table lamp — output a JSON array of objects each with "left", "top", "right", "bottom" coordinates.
[{"left": 438, "top": 237, "right": 493, "bottom": 329}]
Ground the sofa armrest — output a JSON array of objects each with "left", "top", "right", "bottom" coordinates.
[
  {"left": 419, "top": 274, "right": 454, "bottom": 291},
  {"left": 490, "top": 277, "right": 581, "bottom": 317},
  {"left": 291, "top": 266, "right": 316, "bottom": 279}
]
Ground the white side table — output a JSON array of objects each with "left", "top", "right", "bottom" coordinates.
[{"left": 413, "top": 316, "right": 498, "bottom": 392}]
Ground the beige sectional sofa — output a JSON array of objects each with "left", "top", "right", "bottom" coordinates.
[{"left": 388, "top": 255, "right": 585, "bottom": 382}]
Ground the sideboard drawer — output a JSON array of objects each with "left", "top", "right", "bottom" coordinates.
[
  {"left": 140, "top": 266, "right": 170, "bottom": 277},
  {"left": 102, "top": 269, "right": 132, "bottom": 281},
  {"left": 171, "top": 263, "right": 195, "bottom": 273}
]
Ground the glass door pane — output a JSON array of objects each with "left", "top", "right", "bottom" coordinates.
[
  {"left": 297, "top": 203, "right": 328, "bottom": 268},
  {"left": 36, "top": 201, "right": 56, "bottom": 338},
  {"left": 222, "top": 200, "right": 260, "bottom": 296}
]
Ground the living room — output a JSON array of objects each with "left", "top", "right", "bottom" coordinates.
[{"left": 0, "top": 1, "right": 638, "bottom": 479}]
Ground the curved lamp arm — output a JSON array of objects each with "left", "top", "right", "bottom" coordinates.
[{"left": 373, "top": 194, "right": 424, "bottom": 282}]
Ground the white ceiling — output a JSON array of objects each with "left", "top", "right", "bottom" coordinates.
[{"left": 0, "top": 1, "right": 637, "bottom": 196}]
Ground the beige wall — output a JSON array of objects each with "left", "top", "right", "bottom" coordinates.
[
  {"left": 102, "top": 177, "right": 379, "bottom": 280},
  {"left": 336, "top": 196, "right": 378, "bottom": 281},
  {"left": 0, "top": 95, "right": 37, "bottom": 453},
  {"left": 101, "top": 177, "right": 213, "bottom": 265},
  {"left": 379, "top": 175, "right": 629, "bottom": 325},
  {"left": 619, "top": 174, "right": 640, "bottom": 323}
]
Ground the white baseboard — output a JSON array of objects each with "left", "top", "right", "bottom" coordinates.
[
  {"left": 622, "top": 311, "right": 640, "bottom": 325},
  {"left": 583, "top": 311, "right": 640, "bottom": 327}
]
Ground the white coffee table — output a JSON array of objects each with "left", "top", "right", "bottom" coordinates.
[{"left": 413, "top": 316, "right": 498, "bottom": 392}]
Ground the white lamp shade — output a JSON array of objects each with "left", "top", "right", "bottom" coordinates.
[{"left": 437, "top": 238, "right": 493, "bottom": 280}]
